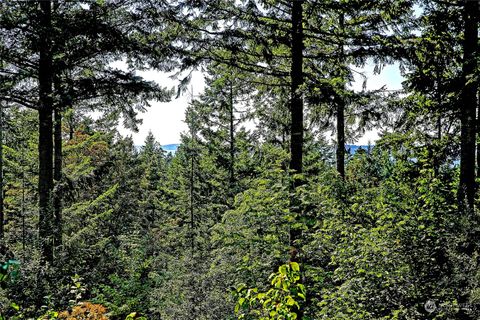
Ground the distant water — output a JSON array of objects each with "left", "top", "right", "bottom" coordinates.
[
  {"left": 159, "top": 144, "right": 369, "bottom": 155},
  {"left": 155, "top": 144, "right": 460, "bottom": 167},
  {"left": 162, "top": 144, "right": 180, "bottom": 154},
  {"left": 346, "top": 145, "right": 371, "bottom": 154}
]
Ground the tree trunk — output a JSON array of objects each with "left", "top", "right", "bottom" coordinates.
[
  {"left": 229, "top": 80, "right": 235, "bottom": 187},
  {"left": 434, "top": 68, "right": 442, "bottom": 176},
  {"left": 289, "top": 0, "right": 304, "bottom": 264},
  {"left": 188, "top": 129, "right": 196, "bottom": 320},
  {"left": 53, "top": 107, "right": 62, "bottom": 247},
  {"left": 68, "top": 109, "right": 75, "bottom": 140},
  {"left": 336, "top": 102, "right": 345, "bottom": 179},
  {"left": 0, "top": 103, "right": 4, "bottom": 242},
  {"left": 477, "top": 90, "right": 480, "bottom": 179},
  {"left": 458, "top": 0, "right": 478, "bottom": 213},
  {"left": 336, "top": 14, "right": 346, "bottom": 179},
  {"left": 458, "top": 6, "right": 479, "bottom": 320},
  {"left": 38, "top": 0, "right": 54, "bottom": 263},
  {"left": 189, "top": 154, "right": 194, "bottom": 256},
  {"left": 21, "top": 158, "right": 26, "bottom": 253},
  {"left": 288, "top": 3, "right": 305, "bottom": 319},
  {"left": 289, "top": 1, "right": 304, "bottom": 179},
  {"left": 435, "top": 115, "right": 442, "bottom": 176}
]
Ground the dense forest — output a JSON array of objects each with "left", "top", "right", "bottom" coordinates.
[{"left": 1, "top": 0, "right": 480, "bottom": 319}]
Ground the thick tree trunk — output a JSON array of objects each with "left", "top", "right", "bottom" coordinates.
[
  {"left": 289, "top": 0, "right": 304, "bottom": 266},
  {"left": 458, "top": 0, "right": 478, "bottom": 212},
  {"left": 289, "top": 1, "right": 304, "bottom": 179},
  {"left": 458, "top": 6, "right": 479, "bottom": 320},
  {"left": 288, "top": 3, "right": 305, "bottom": 317},
  {"left": 38, "top": 0, "right": 54, "bottom": 263},
  {"left": 288, "top": 5, "right": 305, "bottom": 319}
]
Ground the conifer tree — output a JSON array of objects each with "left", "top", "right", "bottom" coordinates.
[
  {"left": 458, "top": 0, "right": 478, "bottom": 211},
  {"left": 0, "top": 0, "right": 174, "bottom": 262}
]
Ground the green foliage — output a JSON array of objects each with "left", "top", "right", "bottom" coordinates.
[
  {"left": 235, "top": 262, "right": 306, "bottom": 320},
  {"left": 0, "top": 259, "right": 19, "bottom": 286},
  {"left": 0, "top": 1, "right": 478, "bottom": 319},
  {"left": 0, "top": 260, "right": 21, "bottom": 320}
]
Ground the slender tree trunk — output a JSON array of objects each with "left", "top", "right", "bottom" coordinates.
[
  {"left": 0, "top": 103, "right": 4, "bottom": 242},
  {"left": 189, "top": 154, "right": 194, "bottom": 255},
  {"left": 21, "top": 158, "right": 26, "bottom": 253},
  {"left": 435, "top": 115, "right": 442, "bottom": 176},
  {"left": 434, "top": 69, "right": 442, "bottom": 176},
  {"left": 189, "top": 90, "right": 196, "bottom": 258},
  {"left": 188, "top": 123, "right": 197, "bottom": 320},
  {"left": 458, "top": 0, "right": 478, "bottom": 213},
  {"left": 477, "top": 90, "right": 480, "bottom": 179},
  {"left": 229, "top": 80, "right": 235, "bottom": 187},
  {"left": 68, "top": 109, "right": 75, "bottom": 140},
  {"left": 38, "top": 0, "right": 54, "bottom": 263},
  {"left": 336, "top": 103, "right": 345, "bottom": 179},
  {"left": 53, "top": 106, "right": 62, "bottom": 247},
  {"left": 336, "top": 14, "right": 346, "bottom": 179},
  {"left": 189, "top": 152, "right": 196, "bottom": 319}
]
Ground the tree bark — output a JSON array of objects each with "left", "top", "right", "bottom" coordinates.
[
  {"left": 289, "top": 0, "right": 304, "bottom": 179},
  {"left": 189, "top": 154, "right": 194, "bottom": 256},
  {"left": 458, "top": 6, "right": 480, "bottom": 320},
  {"left": 434, "top": 67, "right": 442, "bottom": 177},
  {"left": 21, "top": 158, "right": 26, "bottom": 253},
  {"left": 288, "top": 6, "right": 305, "bottom": 320},
  {"left": 336, "top": 14, "right": 346, "bottom": 180},
  {"left": 53, "top": 106, "right": 62, "bottom": 247},
  {"left": 477, "top": 90, "right": 480, "bottom": 179},
  {"left": 68, "top": 109, "right": 75, "bottom": 140},
  {"left": 38, "top": 0, "right": 54, "bottom": 263},
  {"left": 0, "top": 103, "right": 4, "bottom": 242},
  {"left": 336, "top": 101, "right": 345, "bottom": 179},
  {"left": 229, "top": 80, "right": 235, "bottom": 187},
  {"left": 289, "top": 0, "right": 304, "bottom": 267},
  {"left": 458, "top": 0, "right": 478, "bottom": 212},
  {"left": 188, "top": 126, "right": 196, "bottom": 320}
]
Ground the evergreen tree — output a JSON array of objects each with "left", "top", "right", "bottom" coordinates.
[
  {"left": 458, "top": 0, "right": 478, "bottom": 212},
  {"left": 0, "top": 0, "right": 174, "bottom": 262}
]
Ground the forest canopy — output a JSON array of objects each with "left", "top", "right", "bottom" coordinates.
[{"left": 1, "top": 0, "right": 480, "bottom": 319}]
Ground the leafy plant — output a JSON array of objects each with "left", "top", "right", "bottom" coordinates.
[
  {"left": 235, "top": 262, "right": 306, "bottom": 320},
  {"left": 0, "top": 259, "right": 20, "bottom": 286},
  {"left": 0, "top": 260, "right": 21, "bottom": 320}
]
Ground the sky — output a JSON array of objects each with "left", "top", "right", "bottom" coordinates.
[
  {"left": 117, "top": 69, "right": 205, "bottom": 146},
  {"left": 118, "top": 63, "right": 405, "bottom": 146},
  {"left": 350, "top": 62, "right": 404, "bottom": 145}
]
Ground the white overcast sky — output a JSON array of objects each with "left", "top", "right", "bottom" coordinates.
[{"left": 118, "top": 63, "right": 404, "bottom": 146}]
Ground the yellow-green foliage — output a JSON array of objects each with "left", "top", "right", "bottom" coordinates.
[{"left": 235, "top": 262, "right": 306, "bottom": 320}]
